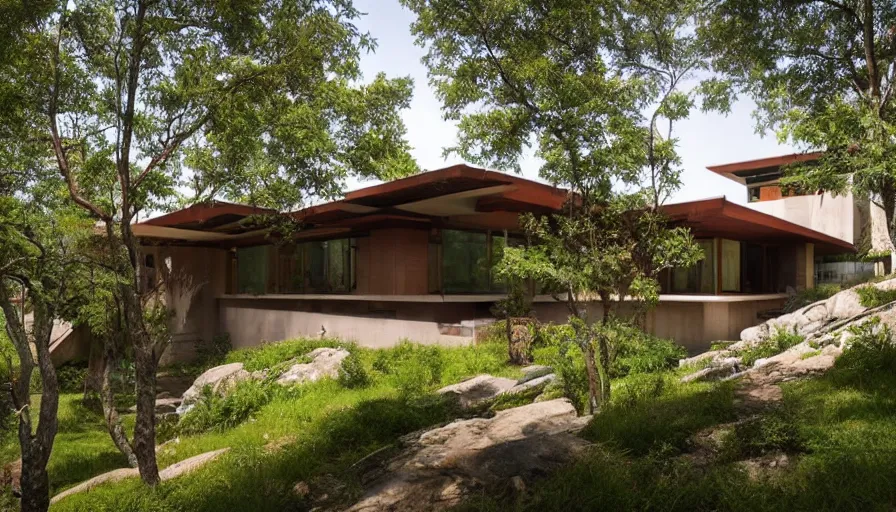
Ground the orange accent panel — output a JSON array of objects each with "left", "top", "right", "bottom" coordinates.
[{"left": 758, "top": 186, "right": 783, "bottom": 201}]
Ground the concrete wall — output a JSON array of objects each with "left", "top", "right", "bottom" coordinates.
[
  {"left": 141, "top": 245, "right": 229, "bottom": 365},
  {"left": 749, "top": 191, "right": 891, "bottom": 257},
  {"left": 533, "top": 297, "right": 786, "bottom": 354},
  {"left": 218, "top": 297, "right": 484, "bottom": 349},
  {"left": 749, "top": 192, "right": 858, "bottom": 244}
]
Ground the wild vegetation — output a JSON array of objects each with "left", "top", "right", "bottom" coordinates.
[
  {"left": 459, "top": 315, "right": 896, "bottom": 512},
  {"left": 0, "top": 326, "right": 687, "bottom": 510}
]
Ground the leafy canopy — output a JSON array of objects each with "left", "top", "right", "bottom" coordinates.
[{"left": 700, "top": 0, "right": 896, "bottom": 240}]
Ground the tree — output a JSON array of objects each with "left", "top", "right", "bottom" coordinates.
[
  {"left": 0, "top": 151, "right": 95, "bottom": 512},
  {"left": 403, "top": 0, "right": 702, "bottom": 412},
  {"left": 3, "top": 0, "right": 417, "bottom": 485},
  {"left": 700, "top": 0, "right": 896, "bottom": 255}
]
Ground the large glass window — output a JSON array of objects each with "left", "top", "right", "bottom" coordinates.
[
  {"left": 237, "top": 239, "right": 354, "bottom": 295},
  {"left": 442, "top": 230, "right": 490, "bottom": 293},
  {"left": 237, "top": 245, "right": 269, "bottom": 294},
  {"left": 671, "top": 239, "right": 716, "bottom": 293},
  {"left": 277, "top": 245, "right": 304, "bottom": 293},
  {"left": 326, "top": 238, "right": 352, "bottom": 292},
  {"left": 721, "top": 238, "right": 742, "bottom": 292},
  {"left": 437, "top": 230, "right": 518, "bottom": 293}
]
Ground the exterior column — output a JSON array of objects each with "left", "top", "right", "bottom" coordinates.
[{"left": 795, "top": 242, "right": 815, "bottom": 290}]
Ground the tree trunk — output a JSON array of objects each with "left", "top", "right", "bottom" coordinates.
[
  {"left": 1, "top": 291, "right": 60, "bottom": 512},
  {"left": 582, "top": 338, "right": 601, "bottom": 414},
  {"left": 111, "top": 220, "right": 161, "bottom": 485},
  {"left": 100, "top": 350, "right": 138, "bottom": 467},
  {"left": 132, "top": 343, "right": 160, "bottom": 485}
]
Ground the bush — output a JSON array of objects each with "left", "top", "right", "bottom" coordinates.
[
  {"left": 609, "top": 322, "right": 686, "bottom": 377},
  {"left": 372, "top": 341, "right": 444, "bottom": 396},
  {"left": 739, "top": 327, "right": 804, "bottom": 367},
  {"left": 835, "top": 317, "right": 896, "bottom": 377},
  {"left": 783, "top": 284, "right": 841, "bottom": 313},
  {"left": 57, "top": 362, "right": 88, "bottom": 393},
  {"left": 338, "top": 352, "right": 371, "bottom": 389},
  {"left": 855, "top": 286, "right": 896, "bottom": 308},
  {"left": 178, "top": 379, "right": 275, "bottom": 435},
  {"left": 532, "top": 324, "right": 590, "bottom": 411}
]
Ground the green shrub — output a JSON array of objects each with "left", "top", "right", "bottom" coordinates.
[
  {"left": 855, "top": 286, "right": 896, "bottom": 308},
  {"left": 835, "top": 317, "right": 896, "bottom": 377},
  {"left": 373, "top": 341, "right": 444, "bottom": 396},
  {"left": 609, "top": 323, "right": 686, "bottom": 377},
  {"left": 783, "top": 284, "right": 841, "bottom": 313},
  {"left": 740, "top": 327, "right": 804, "bottom": 367},
  {"left": 195, "top": 333, "right": 232, "bottom": 367},
  {"left": 532, "top": 324, "right": 590, "bottom": 411},
  {"left": 178, "top": 380, "right": 275, "bottom": 435},
  {"left": 56, "top": 362, "right": 88, "bottom": 393},
  {"left": 337, "top": 352, "right": 371, "bottom": 389}
]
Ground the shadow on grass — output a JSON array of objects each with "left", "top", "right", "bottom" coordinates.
[
  {"left": 52, "top": 394, "right": 461, "bottom": 511},
  {"left": 581, "top": 380, "right": 737, "bottom": 456}
]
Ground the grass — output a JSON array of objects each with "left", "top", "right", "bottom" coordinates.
[
  {"left": 738, "top": 327, "right": 805, "bottom": 367},
  {"left": 9, "top": 323, "right": 896, "bottom": 511},
  {"left": 855, "top": 285, "right": 896, "bottom": 308},
  {"left": 0, "top": 394, "right": 132, "bottom": 494},
  {"left": 0, "top": 338, "right": 521, "bottom": 511}
]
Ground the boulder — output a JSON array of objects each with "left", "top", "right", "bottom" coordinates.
[
  {"left": 275, "top": 347, "right": 350, "bottom": 386},
  {"left": 50, "top": 468, "right": 139, "bottom": 504},
  {"left": 178, "top": 362, "right": 250, "bottom": 414},
  {"left": 752, "top": 341, "right": 816, "bottom": 369},
  {"left": 518, "top": 365, "right": 553, "bottom": 384},
  {"left": 437, "top": 375, "right": 517, "bottom": 409},
  {"left": 740, "top": 280, "right": 896, "bottom": 345},
  {"left": 52, "top": 448, "right": 231, "bottom": 504},
  {"left": 680, "top": 357, "right": 741, "bottom": 383},
  {"left": 347, "top": 399, "right": 589, "bottom": 511},
  {"left": 129, "top": 397, "right": 182, "bottom": 415},
  {"left": 503, "top": 374, "right": 556, "bottom": 395},
  {"left": 157, "top": 448, "right": 230, "bottom": 480}
]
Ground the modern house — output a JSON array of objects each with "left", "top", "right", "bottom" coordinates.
[
  {"left": 708, "top": 152, "right": 894, "bottom": 282},
  {"left": 131, "top": 163, "right": 855, "bottom": 360}
]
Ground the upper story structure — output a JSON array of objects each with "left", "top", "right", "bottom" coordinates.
[{"left": 708, "top": 152, "right": 894, "bottom": 281}]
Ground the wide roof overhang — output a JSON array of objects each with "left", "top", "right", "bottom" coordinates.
[
  {"left": 661, "top": 197, "right": 855, "bottom": 254},
  {"left": 133, "top": 165, "right": 855, "bottom": 255},
  {"left": 132, "top": 165, "right": 570, "bottom": 245},
  {"left": 706, "top": 152, "right": 824, "bottom": 186}
]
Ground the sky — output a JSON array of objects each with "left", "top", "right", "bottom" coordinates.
[{"left": 348, "top": 0, "right": 799, "bottom": 206}]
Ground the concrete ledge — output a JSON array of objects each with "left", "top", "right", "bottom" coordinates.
[{"left": 218, "top": 293, "right": 788, "bottom": 304}]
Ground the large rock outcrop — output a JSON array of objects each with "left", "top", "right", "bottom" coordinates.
[
  {"left": 741, "top": 278, "right": 896, "bottom": 344},
  {"left": 346, "top": 399, "right": 590, "bottom": 512},
  {"left": 177, "top": 362, "right": 251, "bottom": 414},
  {"left": 275, "top": 347, "right": 350, "bottom": 386}
]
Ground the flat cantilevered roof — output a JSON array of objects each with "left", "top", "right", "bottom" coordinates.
[
  {"left": 706, "top": 152, "right": 823, "bottom": 186},
  {"left": 662, "top": 197, "right": 854, "bottom": 254},
  {"left": 134, "top": 165, "right": 854, "bottom": 254}
]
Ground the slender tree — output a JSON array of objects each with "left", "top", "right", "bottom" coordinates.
[
  {"left": 3, "top": 0, "right": 417, "bottom": 485},
  {"left": 700, "top": 0, "right": 896, "bottom": 257},
  {"left": 403, "top": 0, "right": 703, "bottom": 411},
  {"left": 0, "top": 160, "right": 93, "bottom": 512}
]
